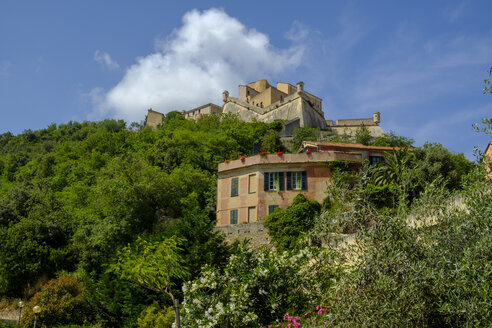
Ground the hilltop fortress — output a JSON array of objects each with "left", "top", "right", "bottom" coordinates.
[{"left": 146, "top": 79, "right": 384, "bottom": 137}]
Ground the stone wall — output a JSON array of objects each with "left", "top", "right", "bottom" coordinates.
[
  {"left": 325, "top": 125, "right": 385, "bottom": 138},
  {"left": 146, "top": 109, "right": 165, "bottom": 129},
  {"left": 276, "top": 82, "right": 297, "bottom": 95},
  {"left": 182, "top": 103, "right": 222, "bottom": 121},
  {"left": 214, "top": 220, "right": 267, "bottom": 236},
  {"left": 223, "top": 94, "right": 327, "bottom": 129}
]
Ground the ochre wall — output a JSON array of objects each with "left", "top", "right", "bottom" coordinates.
[
  {"left": 183, "top": 104, "right": 222, "bottom": 121},
  {"left": 223, "top": 95, "right": 328, "bottom": 129},
  {"left": 276, "top": 82, "right": 297, "bottom": 95},
  {"left": 248, "top": 80, "right": 271, "bottom": 93},
  {"left": 216, "top": 164, "right": 332, "bottom": 225},
  {"left": 216, "top": 152, "right": 361, "bottom": 226},
  {"left": 249, "top": 87, "right": 288, "bottom": 108}
]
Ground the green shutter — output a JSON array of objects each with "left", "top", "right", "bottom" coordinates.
[
  {"left": 264, "top": 172, "right": 269, "bottom": 191},
  {"left": 268, "top": 205, "right": 279, "bottom": 214},
  {"left": 230, "top": 209, "right": 238, "bottom": 224},
  {"left": 279, "top": 172, "right": 284, "bottom": 190},
  {"left": 231, "top": 177, "right": 238, "bottom": 197},
  {"left": 301, "top": 171, "right": 307, "bottom": 190},
  {"left": 286, "top": 172, "right": 292, "bottom": 190}
]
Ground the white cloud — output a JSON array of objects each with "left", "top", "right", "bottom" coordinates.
[
  {"left": 90, "top": 8, "right": 304, "bottom": 122},
  {"left": 94, "top": 50, "right": 120, "bottom": 70},
  {"left": 285, "top": 21, "right": 309, "bottom": 41}
]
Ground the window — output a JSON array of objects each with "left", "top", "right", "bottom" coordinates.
[
  {"left": 369, "top": 155, "right": 385, "bottom": 166},
  {"left": 268, "top": 205, "right": 279, "bottom": 214},
  {"left": 248, "top": 174, "right": 257, "bottom": 194},
  {"left": 230, "top": 209, "right": 238, "bottom": 224},
  {"left": 248, "top": 206, "right": 256, "bottom": 222},
  {"left": 231, "top": 177, "right": 238, "bottom": 197},
  {"left": 264, "top": 172, "right": 284, "bottom": 191},
  {"left": 286, "top": 171, "right": 307, "bottom": 190}
]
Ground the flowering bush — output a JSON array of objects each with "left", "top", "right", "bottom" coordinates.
[
  {"left": 259, "top": 152, "right": 267, "bottom": 155},
  {"left": 277, "top": 152, "right": 284, "bottom": 156},
  {"left": 180, "top": 245, "right": 341, "bottom": 327},
  {"left": 268, "top": 305, "right": 332, "bottom": 327}
]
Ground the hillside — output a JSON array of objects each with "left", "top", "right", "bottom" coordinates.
[{"left": 0, "top": 113, "right": 489, "bottom": 328}]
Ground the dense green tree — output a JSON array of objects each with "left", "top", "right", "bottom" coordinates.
[
  {"left": 161, "top": 198, "right": 229, "bottom": 277},
  {"left": 413, "top": 143, "right": 474, "bottom": 190},
  {"left": 0, "top": 217, "right": 72, "bottom": 296},
  {"left": 109, "top": 236, "right": 189, "bottom": 327},
  {"left": 372, "top": 131, "right": 414, "bottom": 148},
  {"left": 264, "top": 194, "right": 321, "bottom": 250},
  {"left": 354, "top": 125, "right": 372, "bottom": 145},
  {"left": 260, "top": 129, "right": 284, "bottom": 153},
  {"left": 0, "top": 116, "right": 278, "bottom": 306},
  {"left": 292, "top": 127, "right": 319, "bottom": 150}
]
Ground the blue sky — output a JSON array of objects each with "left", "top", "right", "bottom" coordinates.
[{"left": 1, "top": 1, "right": 491, "bottom": 158}]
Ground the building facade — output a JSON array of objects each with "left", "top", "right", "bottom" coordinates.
[
  {"left": 145, "top": 79, "right": 385, "bottom": 138},
  {"left": 216, "top": 142, "right": 397, "bottom": 226},
  {"left": 146, "top": 109, "right": 165, "bottom": 129},
  {"left": 222, "top": 80, "right": 327, "bottom": 130},
  {"left": 182, "top": 103, "right": 223, "bottom": 121}
]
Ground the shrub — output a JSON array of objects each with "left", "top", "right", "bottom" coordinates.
[
  {"left": 137, "top": 302, "right": 174, "bottom": 328},
  {"left": 354, "top": 125, "right": 372, "bottom": 145},
  {"left": 363, "top": 183, "right": 396, "bottom": 209},
  {"left": 181, "top": 245, "right": 341, "bottom": 327},
  {"left": 264, "top": 194, "right": 321, "bottom": 250},
  {"left": 321, "top": 169, "right": 492, "bottom": 327},
  {"left": 260, "top": 129, "right": 284, "bottom": 153},
  {"left": 0, "top": 323, "right": 17, "bottom": 328},
  {"left": 21, "top": 276, "right": 93, "bottom": 327},
  {"left": 292, "top": 127, "right": 319, "bottom": 150}
]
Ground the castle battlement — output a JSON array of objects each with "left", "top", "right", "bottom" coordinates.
[
  {"left": 223, "top": 80, "right": 327, "bottom": 130},
  {"left": 145, "top": 79, "right": 384, "bottom": 138}
]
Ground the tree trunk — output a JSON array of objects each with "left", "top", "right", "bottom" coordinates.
[{"left": 173, "top": 298, "right": 181, "bottom": 328}]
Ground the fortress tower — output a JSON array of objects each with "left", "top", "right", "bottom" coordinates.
[{"left": 222, "top": 80, "right": 326, "bottom": 135}]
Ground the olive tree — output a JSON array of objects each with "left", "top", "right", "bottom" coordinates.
[{"left": 108, "top": 236, "right": 189, "bottom": 328}]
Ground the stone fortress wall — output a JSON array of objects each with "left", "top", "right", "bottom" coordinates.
[
  {"left": 144, "top": 79, "right": 384, "bottom": 137},
  {"left": 182, "top": 103, "right": 222, "bottom": 121},
  {"left": 223, "top": 80, "right": 327, "bottom": 130},
  {"left": 145, "top": 109, "right": 165, "bottom": 129}
]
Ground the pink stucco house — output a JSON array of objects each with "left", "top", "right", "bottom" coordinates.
[{"left": 216, "top": 142, "right": 398, "bottom": 226}]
